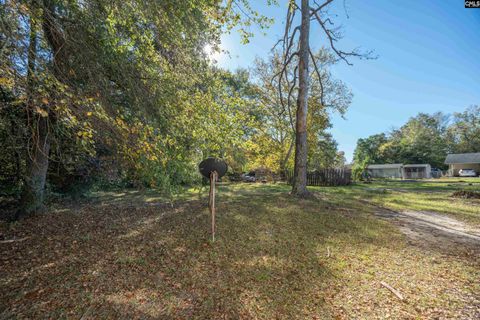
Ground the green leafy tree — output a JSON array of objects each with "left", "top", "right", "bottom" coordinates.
[
  {"left": 354, "top": 112, "right": 451, "bottom": 169},
  {"left": 387, "top": 113, "right": 448, "bottom": 168},
  {"left": 446, "top": 105, "right": 480, "bottom": 153},
  {"left": 250, "top": 48, "right": 352, "bottom": 174},
  {"left": 352, "top": 155, "right": 371, "bottom": 181},
  {"left": 353, "top": 133, "right": 389, "bottom": 165},
  {"left": 0, "top": 0, "right": 270, "bottom": 217}
]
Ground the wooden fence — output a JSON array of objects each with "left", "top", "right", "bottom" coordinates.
[{"left": 285, "top": 168, "right": 352, "bottom": 186}]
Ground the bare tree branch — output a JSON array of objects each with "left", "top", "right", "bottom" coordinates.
[
  {"left": 309, "top": 49, "right": 325, "bottom": 106},
  {"left": 309, "top": 0, "right": 333, "bottom": 16},
  {"left": 311, "top": 7, "right": 375, "bottom": 65},
  {"left": 286, "top": 65, "right": 298, "bottom": 132}
]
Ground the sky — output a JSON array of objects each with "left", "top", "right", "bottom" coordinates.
[{"left": 210, "top": 0, "right": 480, "bottom": 162}]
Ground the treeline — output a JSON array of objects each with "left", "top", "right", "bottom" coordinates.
[
  {"left": 0, "top": 0, "right": 349, "bottom": 216},
  {"left": 353, "top": 106, "right": 480, "bottom": 170}
]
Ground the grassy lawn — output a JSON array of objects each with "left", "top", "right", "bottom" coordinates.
[
  {"left": 314, "top": 178, "right": 480, "bottom": 226},
  {"left": 1, "top": 182, "right": 479, "bottom": 319}
]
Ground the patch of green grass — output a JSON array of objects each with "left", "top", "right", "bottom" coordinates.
[
  {"left": 359, "top": 177, "right": 480, "bottom": 192},
  {"left": 115, "top": 255, "right": 147, "bottom": 267},
  {"left": 309, "top": 179, "right": 480, "bottom": 226},
  {"left": 86, "top": 179, "right": 480, "bottom": 225}
]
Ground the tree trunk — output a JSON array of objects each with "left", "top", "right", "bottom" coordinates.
[
  {"left": 18, "top": 13, "right": 50, "bottom": 218},
  {"left": 10, "top": 117, "right": 22, "bottom": 183},
  {"left": 280, "top": 137, "right": 294, "bottom": 177},
  {"left": 19, "top": 115, "right": 50, "bottom": 217},
  {"left": 291, "top": 0, "right": 310, "bottom": 197}
]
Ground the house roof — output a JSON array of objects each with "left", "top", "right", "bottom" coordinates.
[
  {"left": 403, "top": 164, "right": 430, "bottom": 168},
  {"left": 445, "top": 153, "right": 480, "bottom": 164},
  {"left": 367, "top": 164, "right": 403, "bottom": 169}
]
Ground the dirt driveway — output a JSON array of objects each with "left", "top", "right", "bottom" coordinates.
[{"left": 373, "top": 206, "right": 480, "bottom": 256}]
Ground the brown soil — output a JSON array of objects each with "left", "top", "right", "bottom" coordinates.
[{"left": 373, "top": 206, "right": 480, "bottom": 256}]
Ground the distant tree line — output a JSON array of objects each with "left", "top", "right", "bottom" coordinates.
[{"left": 353, "top": 106, "right": 480, "bottom": 170}]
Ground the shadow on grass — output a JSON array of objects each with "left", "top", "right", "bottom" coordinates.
[{"left": 0, "top": 184, "right": 402, "bottom": 318}]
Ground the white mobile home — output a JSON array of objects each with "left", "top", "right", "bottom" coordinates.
[
  {"left": 367, "top": 164, "right": 404, "bottom": 179},
  {"left": 367, "top": 163, "right": 432, "bottom": 179},
  {"left": 403, "top": 164, "right": 431, "bottom": 179}
]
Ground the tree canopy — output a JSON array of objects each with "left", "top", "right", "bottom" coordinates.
[{"left": 1, "top": 0, "right": 351, "bottom": 216}]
